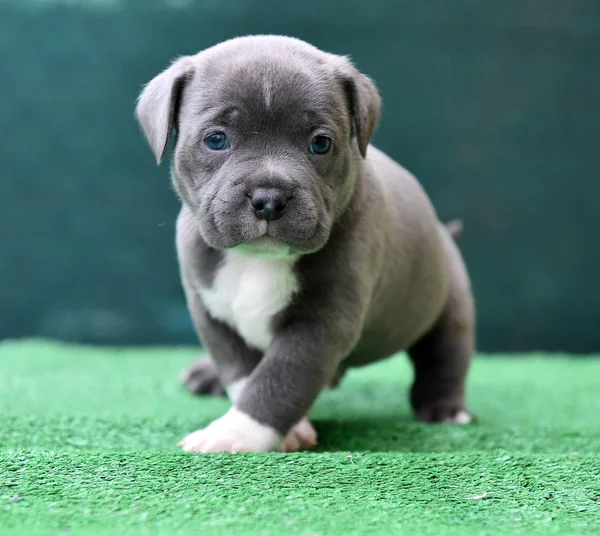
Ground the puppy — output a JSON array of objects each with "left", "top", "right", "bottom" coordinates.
[{"left": 135, "top": 35, "right": 475, "bottom": 453}]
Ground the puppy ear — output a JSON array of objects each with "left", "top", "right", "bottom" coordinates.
[
  {"left": 135, "top": 57, "right": 194, "bottom": 164},
  {"left": 333, "top": 57, "right": 382, "bottom": 158}
]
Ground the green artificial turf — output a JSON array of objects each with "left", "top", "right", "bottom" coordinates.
[{"left": 0, "top": 340, "right": 599, "bottom": 535}]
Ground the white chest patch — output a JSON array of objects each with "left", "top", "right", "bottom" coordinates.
[{"left": 197, "top": 251, "right": 299, "bottom": 351}]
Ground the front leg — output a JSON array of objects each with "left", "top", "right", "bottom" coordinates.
[
  {"left": 179, "top": 323, "right": 349, "bottom": 453},
  {"left": 180, "top": 289, "right": 320, "bottom": 452},
  {"left": 182, "top": 286, "right": 263, "bottom": 398}
]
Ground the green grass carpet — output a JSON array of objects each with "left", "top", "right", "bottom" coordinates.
[{"left": 1, "top": 340, "right": 599, "bottom": 535}]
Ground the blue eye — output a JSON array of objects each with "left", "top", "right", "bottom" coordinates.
[
  {"left": 204, "top": 132, "right": 228, "bottom": 151},
  {"left": 309, "top": 135, "right": 331, "bottom": 155}
]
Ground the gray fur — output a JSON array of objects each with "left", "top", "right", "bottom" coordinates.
[{"left": 136, "top": 35, "right": 475, "bottom": 439}]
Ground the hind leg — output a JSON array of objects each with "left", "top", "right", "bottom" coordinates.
[
  {"left": 408, "top": 269, "right": 475, "bottom": 424},
  {"left": 180, "top": 357, "right": 226, "bottom": 397}
]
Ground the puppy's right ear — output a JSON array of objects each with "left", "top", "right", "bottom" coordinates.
[{"left": 135, "top": 57, "right": 194, "bottom": 165}]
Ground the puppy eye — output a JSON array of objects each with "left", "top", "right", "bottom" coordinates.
[
  {"left": 309, "top": 135, "right": 331, "bottom": 155},
  {"left": 204, "top": 132, "right": 228, "bottom": 151}
]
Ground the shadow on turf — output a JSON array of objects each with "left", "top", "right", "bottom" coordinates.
[{"left": 311, "top": 417, "right": 489, "bottom": 453}]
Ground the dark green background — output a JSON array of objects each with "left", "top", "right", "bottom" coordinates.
[{"left": 2, "top": 0, "right": 598, "bottom": 352}]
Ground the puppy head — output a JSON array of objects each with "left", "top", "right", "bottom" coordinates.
[{"left": 136, "top": 35, "right": 381, "bottom": 257}]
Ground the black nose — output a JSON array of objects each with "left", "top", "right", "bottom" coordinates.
[{"left": 249, "top": 189, "right": 289, "bottom": 222}]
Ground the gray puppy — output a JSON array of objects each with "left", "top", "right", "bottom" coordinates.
[{"left": 135, "top": 35, "right": 475, "bottom": 453}]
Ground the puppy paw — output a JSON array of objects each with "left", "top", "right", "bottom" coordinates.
[
  {"left": 180, "top": 358, "right": 226, "bottom": 397},
  {"left": 416, "top": 405, "right": 474, "bottom": 424},
  {"left": 281, "top": 418, "right": 318, "bottom": 452},
  {"left": 178, "top": 408, "right": 282, "bottom": 453}
]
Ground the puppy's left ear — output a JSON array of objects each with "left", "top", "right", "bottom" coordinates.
[
  {"left": 333, "top": 56, "right": 382, "bottom": 158},
  {"left": 135, "top": 57, "right": 195, "bottom": 164}
]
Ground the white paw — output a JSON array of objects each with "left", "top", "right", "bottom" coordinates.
[
  {"left": 281, "top": 417, "right": 318, "bottom": 452},
  {"left": 445, "top": 409, "right": 472, "bottom": 424},
  {"left": 178, "top": 407, "right": 282, "bottom": 453}
]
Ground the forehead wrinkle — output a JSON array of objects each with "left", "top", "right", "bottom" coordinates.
[
  {"left": 250, "top": 83, "right": 342, "bottom": 133},
  {"left": 304, "top": 109, "right": 338, "bottom": 129},
  {"left": 194, "top": 59, "right": 348, "bottom": 136},
  {"left": 197, "top": 105, "right": 239, "bottom": 126}
]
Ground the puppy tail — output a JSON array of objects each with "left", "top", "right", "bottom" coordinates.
[{"left": 445, "top": 219, "right": 464, "bottom": 241}]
